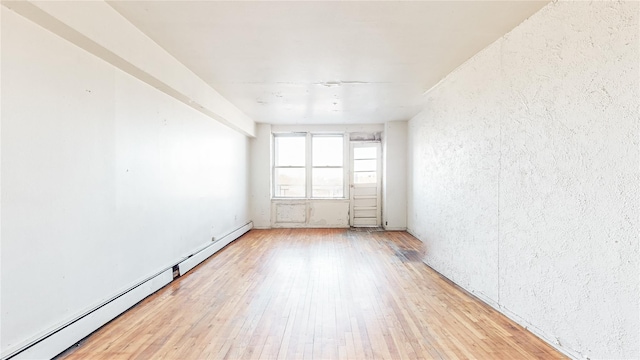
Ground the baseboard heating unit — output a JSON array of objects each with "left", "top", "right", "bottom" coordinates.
[{"left": 2, "top": 221, "right": 253, "bottom": 360}]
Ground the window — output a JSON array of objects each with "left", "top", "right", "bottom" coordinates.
[
  {"left": 273, "top": 134, "right": 306, "bottom": 198},
  {"left": 352, "top": 147, "right": 377, "bottom": 184},
  {"left": 312, "top": 135, "right": 343, "bottom": 197},
  {"left": 273, "top": 133, "right": 345, "bottom": 198}
]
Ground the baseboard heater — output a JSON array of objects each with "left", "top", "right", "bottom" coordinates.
[
  {"left": 3, "top": 221, "right": 253, "bottom": 360},
  {"left": 178, "top": 222, "right": 253, "bottom": 276}
]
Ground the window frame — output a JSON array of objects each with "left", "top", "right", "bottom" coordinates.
[
  {"left": 272, "top": 132, "right": 348, "bottom": 199},
  {"left": 272, "top": 132, "right": 307, "bottom": 198}
]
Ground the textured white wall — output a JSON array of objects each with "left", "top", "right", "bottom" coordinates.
[
  {"left": 1, "top": 9, "right": 250, "bottom": 355},
  {"left": 408, "top": 1, "right": 639, "bottom": 359}
]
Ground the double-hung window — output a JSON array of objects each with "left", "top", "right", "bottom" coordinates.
[
  {"left": 273, "top": 133, "right": 345, "bottom": 198},
  {"left": 273, "top": 134, "right": 306, "bottom": 198}
]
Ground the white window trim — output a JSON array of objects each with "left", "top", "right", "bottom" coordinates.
[{"left": 272, "top": 132, "right": 307, "bottom": 198}]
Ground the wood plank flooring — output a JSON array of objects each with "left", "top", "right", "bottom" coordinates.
[{"left": 58, "top": 229, "right": 565, "bottom": 360}]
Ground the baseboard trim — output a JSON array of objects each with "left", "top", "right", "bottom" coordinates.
[
  {"left": 420, "top": 259, "right": 579, "bottom": 360},
  {"left": 3, "top": 221, "right": 253, "bottom": 360},
  {"left": 386, "top": 226, "right": 576, "bottom": 358},
  {"left": 382, "top": 226, "right": 407, "bottom": 231},
  {"left": 405, "top": 228, "right": 419, "bottom": 239}
]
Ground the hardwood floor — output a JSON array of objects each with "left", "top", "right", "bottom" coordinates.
[{"left": 58, "top": 229, "right": 565, "bottom": 360}]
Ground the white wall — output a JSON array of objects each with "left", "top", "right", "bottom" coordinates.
[
  {"left": 3, "top": 0, "right": 255, "bottom": 137},
  {"left": 382, "top": 121, "right": 407, "bottom": 230},
  {"left": 1, "top": 8, "right": 251, "bottom": 357},
  {"left": 250, "top": 123, "right": 272, "bottom": 229},
  {"left": 271, "top": 200, "right": 350, "bottom": 228},
  {"left": 408, "top": 1, "right": 639, "bottom": 359}
]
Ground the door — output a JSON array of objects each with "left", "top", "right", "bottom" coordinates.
[{"left": 350, "top": 142, "right": 381, "bottom": 227}]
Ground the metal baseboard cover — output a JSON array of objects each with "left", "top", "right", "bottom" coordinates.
[
  {"left": 178, "top": 221, "right": 253, "bottom": 275},
  {"left": 3, "top": 221, "right": 253, "bottom": 360},
  {"left": 4, "top": 270, "right": 173, "bottom": 360}
]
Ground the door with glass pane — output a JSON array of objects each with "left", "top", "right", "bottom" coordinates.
[{"left": 350, "top": 142, "right": 381, "bottom": 227}]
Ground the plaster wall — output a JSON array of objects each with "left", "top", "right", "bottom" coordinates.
[
  {"left": 271, "top": 124, "right": 384, "bottom": 134},
  {"left": 407, "top": 1, "right": 639, "bottom": 358},
  {"left": 2, "top": 0, "right": 255, "bottom": 136},
  {"left": 382, "top": 121, "right": 407, "bottom": 230},
  {"left": 250, "top": 123, "right": 272, "bottom": 229},
  {"left": 272, "top": 200, "right": 350, "bottom": 228},
  {"left": 1, "top": 9, "right": 250, "bottom": 356}
]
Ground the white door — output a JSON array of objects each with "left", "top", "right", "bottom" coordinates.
[{"left": 350, "top": 142, "right": 381, "bottom": 227}]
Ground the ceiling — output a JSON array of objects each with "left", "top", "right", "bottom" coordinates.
[{"left": 108, "top": 1, "right": 548, "bottom": 125}]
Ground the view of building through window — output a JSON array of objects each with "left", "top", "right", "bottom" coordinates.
[
  {"left": 353, "top": 147, "right": 377, "bottom": 184},
  {"left": 273, "top": 135, "right": 306, "bottom": 197},
  {"left": 273, "top": 133, "right": 344, "bottom": 198},
  {"left": 312, "top": 135, "right": 343, "bottom": 197}
]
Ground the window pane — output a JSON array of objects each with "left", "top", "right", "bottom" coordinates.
[
  {"left": 275, "top": 136, "right": 305, "bottom": 166},
  {"left": 312, "top": 168, "right": 343, "bottom": 198},
  {"left": 354, "top": 159, "right": 376, "bottom": 172},
  {"left": 354, "top": 171, "right": 376, "bottom": 184},
  {"left": 353, "top": 147, "right": 376, "bottom": 160},
  {"left": 312, "top": 136, "right": 343, "bottom": 166},
  {"left": 274, "top": 168, "right": 305, "bottom": 197}
]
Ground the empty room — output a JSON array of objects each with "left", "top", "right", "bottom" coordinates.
[{"left": 1, "top": 1, "right": 638, "bottom": 359}]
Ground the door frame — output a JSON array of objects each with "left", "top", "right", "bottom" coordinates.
[{"left": 349, "top": 141, "right": 382, "bottom": 227}]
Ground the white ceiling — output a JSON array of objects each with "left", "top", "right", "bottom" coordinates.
[{"left": 108, "top": 1, "right": 548, "bottom": 125}]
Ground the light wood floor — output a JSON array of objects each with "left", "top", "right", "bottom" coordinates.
[{"left": 59, "top": 229, "right": 565, "bottom": 360}]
